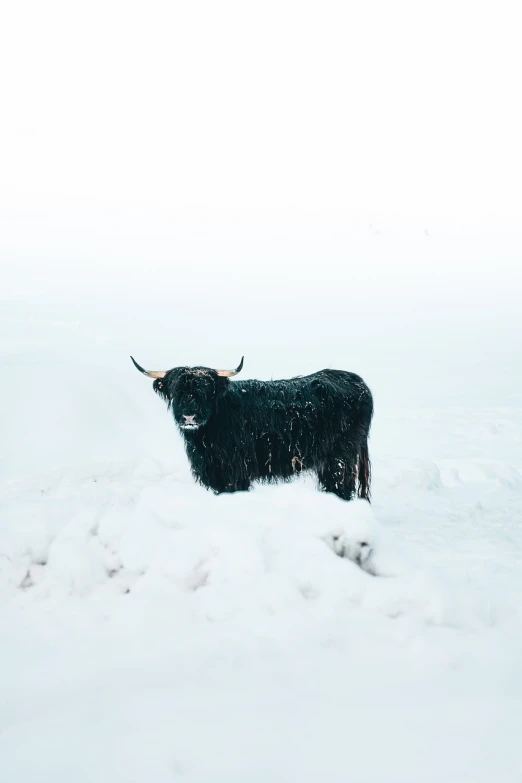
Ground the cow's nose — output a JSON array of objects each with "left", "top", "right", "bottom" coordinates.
[{"left": 183, "top": 415, "right": 196, "bottom": 424}]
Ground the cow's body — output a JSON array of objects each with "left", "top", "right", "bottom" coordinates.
[{"left": 131, "top": 358, "right": 373, "bottom": 501}]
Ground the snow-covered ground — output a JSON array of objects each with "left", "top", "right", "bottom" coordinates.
[{"left": 2, "top": 229, "right": 522, "bottom": 782}]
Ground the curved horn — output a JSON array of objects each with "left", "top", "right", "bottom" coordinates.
[
  {"left": 215, "top": 356, "right": 244, "bottom": 377},
  {"left": 130, "top": 356, "right": 167, "bottom": 379}
]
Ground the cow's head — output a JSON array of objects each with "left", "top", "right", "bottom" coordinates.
[{"left": 131, "top": 356, "right": 243, "bottom": 431}]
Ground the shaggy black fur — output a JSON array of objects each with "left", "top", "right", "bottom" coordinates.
[{"left": 146, "top": 364, "right": 374, "bottom": 502}]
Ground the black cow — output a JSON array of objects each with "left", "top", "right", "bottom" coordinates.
[{"left": 131, "top": 356, "right": 373, "bottom": 501}]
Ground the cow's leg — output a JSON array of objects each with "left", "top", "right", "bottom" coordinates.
[
  {"left": 219, "top": 479, "right": 252, "bottom": 493},
  {"left": 204, "top": 478, "right": 252, "bottom": 494},
  {"left": 206, "top": 471, "right": 252, "bottom": 494},
  {"left": 316, "top": 447, "right": 358, "bottom": 501},
  {"left": 193, "top": 461, "right": 252, "bottom": 494}
]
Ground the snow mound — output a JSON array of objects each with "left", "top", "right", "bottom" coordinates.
[
  {"left": 1, "top": 473, "right": 522, "bottom": 783},
  {"left": 0, "top": 473, "right": 512, "bottom": 634}
]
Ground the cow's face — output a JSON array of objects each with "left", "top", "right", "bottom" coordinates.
[
  {"left": 154, "top": 368, "right": 217, "bottom": 431},
  {"left": 131, "top": 356, "right": 243, "bottom": 431}
]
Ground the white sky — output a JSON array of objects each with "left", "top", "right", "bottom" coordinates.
[
  {"left": 1, "top": 0, "right": 521, "bottom": 454},
  {"left": 1, "top": 0, "right": 521, "bottom": 230}
]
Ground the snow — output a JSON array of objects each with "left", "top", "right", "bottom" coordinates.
[
  {"left": 2, "top": 231, "right": 522, "bottom": 782},
  {"left": 2, "top": 473, "right": 521, "bottom": 783},
  {"left": 2, "top": 2, "right": 522, "bottom": 774}
]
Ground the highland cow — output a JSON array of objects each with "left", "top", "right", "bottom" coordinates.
[{"left": 131, "top": 356, "right": 373, "bottom": 501}]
